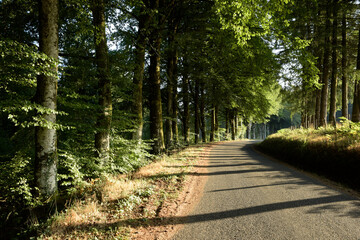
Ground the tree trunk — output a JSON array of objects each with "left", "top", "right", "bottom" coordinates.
[
  {"left": 351, "top": 82, "right": 360, "bottom": 122},
  {"left": 35, "top": 0, "right": 59, "bottom": 198},
  {"left": 341, "top": 9, "right": 348, "bottom": 118},
  {"left": 329, "top": 0, "right": 338, "bottom": 126},
  {"left": 171, "top": 30, "right": 179, "bottom": 144},
  {"left": 194, "top": 78, "right": 200, "bottom": 144},
  {"left": 132, "top": 7, "right": 150, "bottom": 140},
  {"left": 200, "top": 82, "right": 206, "bottom": 143},
  {"left": 247, "top": 121, "right": 252, "bottom": 139},
  {"left": 351, "top": 28, "right": 360, "bottom": 122},
  {"left": 231, "top": 112, "right": 235, "bottom": 141},
  {"left": 148, "top": 0, "right": 164, "bottom": 154},
  {"left": 225, "top": 109, "right": 230, "bottom": 139},
  {"left": 165, "top": 66, "right": 173, "bottom": 148},
  {"left": 210, "top": 105, "right": 215, "bottom": 142},
  {"left": 92, "top": 0, "right": 112, "bottom": 160},
  {"left": 313, "top": 9, "right": 323, "bottom": 129},
  {"left": 215, "top": 104, "right": 219, "bottom": 140},
  {"left": 234, "top": 112, "right": 238, "bottom": 139},
  {"left": 320, "top": 2, "right": 331, "bottom": 127},
  {"left": 182, "top": 60, "right": 190, "bottom": 144}
]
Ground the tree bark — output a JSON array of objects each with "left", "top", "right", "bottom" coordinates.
[
  {"left": 132, "top": 6, "right": 150, "bottom": 140},
  {"left": 351, "top": 28, "right": 360, "bottom": 122},
  {"left": 194, "top": 78, "right": 200, "bottom": 144},
  {"left": 165, "top": 18, "right": 179, "bottom": 146},
  {"left": 92, "top": 0, "right": 112, "bottom": 160},
  {"left": 225, "top": 109, "right": 230, "bottom": 139},
  {"left": 148, "top": 0, "right": 164, "bottom": 153},
  {"left": 210, "top": 105, "right": 215, "bottom": 142},
  {"left": 172, "top": 66, "right": 178, "bottom": 144},
  {"left": 341, "top": 9, "right": 348, "bottom": 119},
  {"left": 320, "top": 2, "right": 331, "bottom": 127},
  {"left": 200, "top": 81, "right": 206, "bottom": 143},
  {"left": 165, "top": 63, "right": 173, "bottom": 148},
  {"left": 35, "top": 0, "right": 59, "bottom": 198},
  {"left": 215, "top": 104, "right": 219, "bottom": 139},
  {"left": 329, "top": 0, "right": 338, "bottom": 126},
  {"left": 235, "top": 113, "right": 238, "bottom": 138},
  {"left": 231, "top": 110, "right": 235, "bottom": 140},
  {"left": 182, "top": 59, "right": 190, "bottom": 144}
]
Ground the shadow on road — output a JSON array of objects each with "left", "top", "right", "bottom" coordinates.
[{"left": 60, "top": 194, "right": 359, "bottom": 234}]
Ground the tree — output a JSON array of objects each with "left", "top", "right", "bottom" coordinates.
[
  {"left": 92, "top": 0, "right": 112, "bottom": 160},
  {"left": 341, "top": 7, "right": 348, "bottom": 119},
  {"left": 132, "top": 4, "right": 151, "bottom": 140},
  {"left": 352, "top": 27, "right": 360, "bottom": 122},
  {"left": 329, "top": 0, "right": 339, "bottom": 126},
  {"left": 35, "top": 0, "right": 59, "bottom": 198},
  {"left": 148, "top": 0, "right": 165, "bottom": 154}
]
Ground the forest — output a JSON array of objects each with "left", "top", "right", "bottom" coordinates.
[{"left": 1, "top": 0, "right": 360, "bottom": 238}]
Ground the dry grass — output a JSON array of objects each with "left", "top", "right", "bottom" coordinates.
[
  {"left": 40, "top": 145, "right": 206, "bottom": 240},
  {"left": 269, "top": 123, "right": 360, "bottom": 149}
]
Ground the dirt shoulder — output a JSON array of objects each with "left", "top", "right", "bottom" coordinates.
[{"left": 132, "top": 142, "right": 218, "bottom": 240}]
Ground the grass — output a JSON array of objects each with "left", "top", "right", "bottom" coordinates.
[
  {"left": 36, "top": 145, "right": 207, "bottom": 240},
  {"left": 258, "top": 120, "right": 360, "bottom": 192}
]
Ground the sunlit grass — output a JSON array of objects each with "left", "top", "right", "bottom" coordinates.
[
  {"left": 39, "top": 145, "right": 206, "bottom": 239},
  {"left": 268, "top": 120, "right": 360, "bottom": 149}
]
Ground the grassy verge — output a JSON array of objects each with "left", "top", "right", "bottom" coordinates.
[
  {"left": 257, "top": 122, "right": 360, "bottom": 192},
  {"left": 35, "top": 144, "right": 208, "bottom": 240}
]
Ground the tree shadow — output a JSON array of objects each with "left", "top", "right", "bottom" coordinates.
[
  {"left": 60, "top": 194, "right": 358, "bottom": 234},
  {"left": 208, "top": 180, "right": 313, "bottom": 192},
  {"left": 165, "top": 162, "right": 262, "bottom": 169}
]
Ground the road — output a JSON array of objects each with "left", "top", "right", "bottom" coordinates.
[{"left": 173, "top": 141, "right": 360, "bottom": 240}]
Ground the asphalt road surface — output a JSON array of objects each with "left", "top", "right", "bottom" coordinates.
[{"left": 173, "top": 141, "right": 360, "bottom": 240}]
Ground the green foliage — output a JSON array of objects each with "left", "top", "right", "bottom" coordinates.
[
  {"left": 108, "top": 136, "right": 152, "bottom": 174},
  {"left": 215, "top": 0, "right": 292, "bottom": 45},
  {"left": 0, "top": 151, "right": 41, "bottom": 229}
]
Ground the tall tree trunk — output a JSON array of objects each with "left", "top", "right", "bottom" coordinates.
[
  {"left": 329, "top": 0, "right": 338, "bottom": 126},
  {"left": 320, "top": 2, "right": 331, "bottom": 127},
  {"left": 194, "top": 78, "right": 200, "bottom": 144},
  {"left": 341, "top": 8, "right": 348, "bottom": 118},
  {"left": 200, "top": 82, "right": 206, "bottom": 143},
  {"left": 148, "top": 0, "right": 164, "bottom": 153},
  {"left": 172, "top": 77, "right": 178, "bottom": 144},
  {"left": 231, "top": 110, "right": 235, "bottom": 140},
  {"left": 247, "top": 121, "right": 252, "bottom": 139},
  {"left": 234, "top": 112, "right": 238, "bottom": 138},
  {"left": 314, "top": 11, "right": 322, "bottom": 129},
  {"left": 92, "top": 0, "right": 112, "bottom": 160},
  {"left": 225, "top": 109, "right": 230, "bottom": 139},
  {"left": 182, "top": 60, "right": 190, "bottom": 144},
  {"left": 215, "top": 105, "right": 219, "bottom": 137},
  {"left": 352, "top": 82, "right": 360, "bottom": 122},
  {"left": 351, "top": 28, "right": 360, "bottom": 122},
  {"left": 171, "top": 26, "right": 179, "bottom": 144},
  {"left": 210, "top": 105, "right": 215, "bottom": 142},
  {"left": 165, "top": 66, "right": 173, "bottom": 148},
  {"left": 132, "top": 7, "right": 150, "bottom": 140},
  {"left": 35, "top": 0, "right": 59, "bottom": 198}
]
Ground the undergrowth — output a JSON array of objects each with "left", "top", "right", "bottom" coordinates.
[{"left": 35, "top": 145, "right": 205, "bottom": 240}]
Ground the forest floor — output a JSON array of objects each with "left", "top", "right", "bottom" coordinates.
[{"left": 40, "top": 142, "right": 218, "bottom": 240}]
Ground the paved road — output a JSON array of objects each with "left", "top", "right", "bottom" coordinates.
[{"left": 173, "top": 141, "right": 360, "bottom": 240}]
